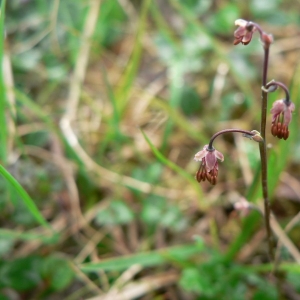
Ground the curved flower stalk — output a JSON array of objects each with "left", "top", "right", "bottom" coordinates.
[
  {"left": 263, "top": 80, "right": 295, "bottom": 140},
  {"left": 194, "top": 129, "right": 263, "bottom": 185}
]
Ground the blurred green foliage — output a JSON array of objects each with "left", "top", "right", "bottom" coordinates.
[
  {"left": 2, "top": 0, "right": 300, "bottom": 298},
  {"left": 0, "top": 255, "right": 73, "bottom": 293}
]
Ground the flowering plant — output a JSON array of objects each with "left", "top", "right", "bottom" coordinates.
[{"left": 194, "top": 19, "right": 295, "bottom": 261}]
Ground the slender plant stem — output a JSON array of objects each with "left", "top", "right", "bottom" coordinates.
[{"left": 260, "top": 46, "right": 274, "bottom": 261}]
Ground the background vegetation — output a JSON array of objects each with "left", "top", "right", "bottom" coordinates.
[{"left": 2, "top": 0, "right": 300, "bottom": 299}]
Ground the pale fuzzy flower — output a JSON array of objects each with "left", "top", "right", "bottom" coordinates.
[
  {"left": 234, "top": 198, "right": 251, "bottom": 211},
  {"left": 234, "top": 198, "right": 252, "bottom": 216}
]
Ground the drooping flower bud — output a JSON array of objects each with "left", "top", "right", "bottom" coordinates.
[
  {"left": 270, "top": 99, "right": 295, "bottom": 140},
  {"left": 234, "top": 19, "right": 256, "bottom": 46},
  {"left": 194, "top": 145, "right": 224, "bottom": 185},
  {"left": 242, "top": 130, "right": 263, "bottom": 142}
]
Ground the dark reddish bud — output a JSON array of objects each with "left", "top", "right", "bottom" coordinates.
[
  {"left": 271, "top": 124, "right": 277, "bottom": 137},
  {"left": 282, "top": 125, "right": 289, "bottom": 140},
  {"left": 261, "top": 32, "right": 273, "bottom": 47},
  {"left": 277, "top": 122, "right": 283, "bottom": 139},
  {"left": 211, "top": 176, "right": 217, "bottom": 185}
]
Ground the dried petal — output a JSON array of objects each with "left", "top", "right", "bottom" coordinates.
[
  {"left": 235, "top": 19, "right": 248, "bottom": 27},
  {"left": 194, "top": 150, "right": 206, "bottom": 161},
  {"left": 283, "top": 102, "right": 295, "bottom": 126},
  {"left": 215, "top": 149, "right": 224, "bottom": 162},
  {"left": 242, "top": 31, "right": 254, "bottom": 45},
  {"left": 271, "top": 100, "right": 285, "bottom": 122},
  {"left": 205, "top": 151, "right": 217, "bottom": 171}
]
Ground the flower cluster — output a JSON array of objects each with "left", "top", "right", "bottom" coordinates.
[
  {"left": 194, "top": 145, "right": 224, "bottom": 185},
  {"left": 194, "top": 19, "right": 296, "bottom": 187},
  {"left": 194, "top": 130, "right": 263, "bottom": 185},
  {"left": 234, "top": 19, "right": 273, "bottom": 47},
  {"left": 234, "top": 19, "right": 294, "bottom": 140},
  {"left": 270, "top": 99, "right": 295, "bottom": 140}
]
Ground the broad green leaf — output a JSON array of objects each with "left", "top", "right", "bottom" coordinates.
[
  {"left": 42, "top": 256, "right": 74, "bottom": 291},
  {"left": 0, "top": 256, "right": 43, "bottom": 291},
  {"left": 95, "top": 200, "right": 134, "bottom": 226}
]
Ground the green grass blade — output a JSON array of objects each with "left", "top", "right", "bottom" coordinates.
[
  {"left": 141, "top": 129, "right": 204, "bottom": 206},
  {"left": 161, "top": 76, "right": 183, "bottom": 153},
  {"left": 100, "top": 64, "right": 120, "bottom": 134},
  {"left": 80, "top": 244, "right": 202, "bottom": 272},
  {"left": 15, "top": 89, "right": 87, "bottom": 169},
  {"left": 168, "top": 0, "right": 255, "bottom": 101},
  {"left": 14, "top": 88, "right": 57, "bottom": 132},
  {"left": 247, "top": 262, "right": 300, "bottom": 274},
  {"left": 0, "top": 228, "right": 59, "bottom": 244},
  {"left": 116, "top": 0, "right": 151, "bottom": 113},
  {"left": 151, "top": 98, "right": 206, "bottom": 144},
  {"left": 0, "top": 165, "right": 52, "bottom": 230}
]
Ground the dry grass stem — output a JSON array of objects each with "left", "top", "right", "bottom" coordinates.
[
  {"left": 210, "top": 63, "right": 229, "bottom": 108},
  {"left": 270, "top": 213, "right": 300, "bottom": 264},
  {"left": 131, "top": 77, "right": 167, "bottom": 122},
  {"left": 75, "top": 231, "right": 106, "bottom": 264},
  {"left": 280, "top": 172, "right": 300, "bottom": 199},
  {"left": 63, "top": 0, "right": 101, "bottom": 122},
  {"left": 71, "top": 263, "right": 104, "bottom": 296},
  {"left": 275, "top": 211, "right": 300, "bottom": 266},
  {"left": 104, "top": 264, "right": 143, "bottom": 299},
  {"left": 87, "top": 271, "right": 179, "bottom": 300}
]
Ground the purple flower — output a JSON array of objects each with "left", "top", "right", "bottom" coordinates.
[
  {"left": 233, "top": 19, "right": 256, "bottom": 46},
  {"left": 270, "top": 99, "right": 295, "bottom": 140},
  {"left": 194, "top": 145, "right": 224, "bottom": 185}
]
